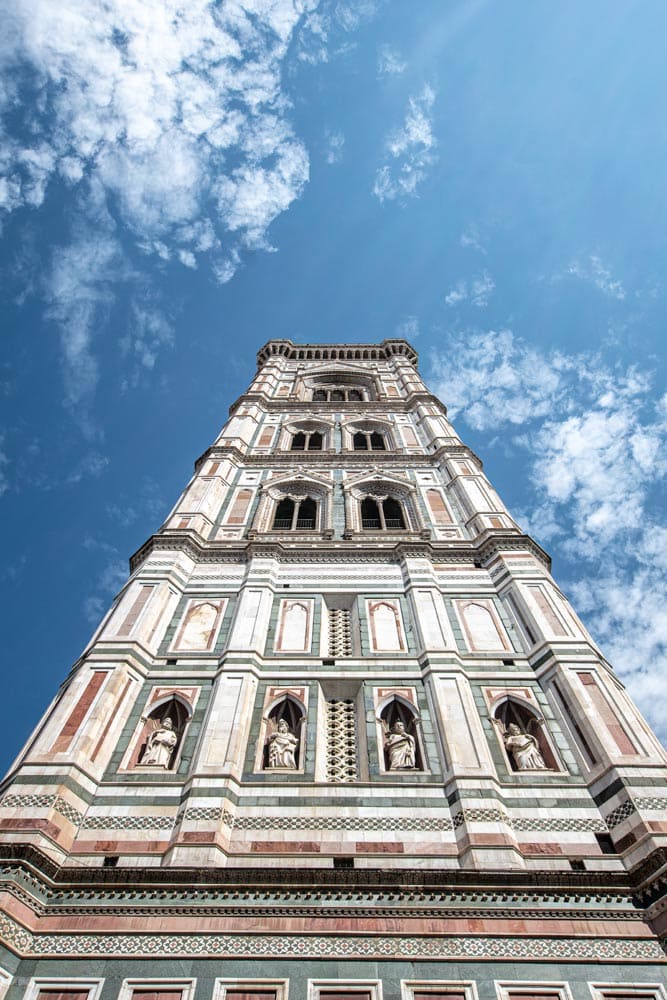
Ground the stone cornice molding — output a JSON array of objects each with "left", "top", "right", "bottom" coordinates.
[{"left": 129, "top": 533, "right": 552, "bottom": 573}]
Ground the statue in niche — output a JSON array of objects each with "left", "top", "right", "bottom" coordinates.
[
  {"left": 267, "top": 718, "right": 299, "bottom": 769},
  {"left": 502, "top": 722, "right": 547, "bottom": 770},
  {"left": 383, "top": 719, "right": 416, "bottom": 770},
  {"left": 141, "top": 717, "right": 179, "bottom": 768}
]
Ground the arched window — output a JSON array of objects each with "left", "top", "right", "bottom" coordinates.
[
  {"left": 136, "top": 697, "right": 189, "bottom": 770},
  {"left": 380, "top": 699, "right": 423, "bottom": 771},
  {"left": 272, "top": 496, "right": 318, "bottom": 531},
  {"left": 291, "top": 429, "right": 324, "bottom": 451},
  {"left": 361, "top": 497, "right": 381, "bottom": 529},
  {"left": 494, "top": 699, "right": 557, "bottom": 771},
  {"left": 383, "top": 497, "right": 406, "bottom": 529},
  {"left": 273, "top": 497, "right": 295, "bottom": 529},
  {"left": 311, "top": 383, "right": 368, "bottom": 402},
  {"left": 351, "top": 428, "right": 387, "bottom": 451},
  {"left": 360, "top": 496, "right": 406, "bottom": 530}
]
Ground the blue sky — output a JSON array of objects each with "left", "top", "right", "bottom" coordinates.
[{"left": 1, "top": 0, "right": 667, "bottom": 773}]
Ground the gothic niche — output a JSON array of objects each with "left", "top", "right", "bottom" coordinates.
[
  {"left": 138, "top": 697, "right": 189, "bottom": 769},
  {"left": 380, "top": 698, "right": 423, "bottom": 771},
  {"left": 263, "top": 698, "right": 305, "bottom": 770},
  {"left": 493, "top": 698, "right": 557, "bottom": 771}
]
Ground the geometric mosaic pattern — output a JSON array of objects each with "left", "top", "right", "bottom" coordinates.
[
  {"left": 0, "top": 918, "right": 661, "bottom": 961},
  {"left": 512, "top": 816, "right": 607, "bottom": 833},
  {"left": 82, "top": 814, "right": 175, "bottom": 830},
  {"left": 232, "top": 815, "right": 456, "bottom": 832},
  {"left": 635, "top": 796, "right": 667, "bottom": 810},
  {"left": 0, "top": 794, "right": 614, "bottom": 836},
  {"left": 0, "top": 794, "right": 55, "bottom": 810},
  {"left": 54, "top": 799, "right": 86, "bottom": 825},
  {"left": 606, "top": 800, "right": 637, "bottom": 829},
  {"left": 0, "top": 794, "right": 85, "bottom": 826}
]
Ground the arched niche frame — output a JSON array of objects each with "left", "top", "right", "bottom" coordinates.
[
  {"left": 345, "top": 473, "right": 421, "bottom": 535},
  {"left": 256, "top": 692, "right": 307, "bottom": 773},
  {"left": 299, "top": 365, "right": 380, "bottom": 403},
  {"left": 342, "top": 416, "right": 395, "bottom": 452},
  {"left": 491, "top": 694, "right": 560, "bottom": 772},
  {"left": 130, "top": 693, "right": 193, "bottom": 772},
  {"left": 375, "top": 692, "right": 426, "bottom": 773},
  {"left": 251, "top": 473, "right": 333, "bottom": 536},
  {"left": 281, "top": 417, "right": 334, "bottom": 452}
]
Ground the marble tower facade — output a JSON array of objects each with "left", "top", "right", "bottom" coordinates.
[{"left": 0, "top": 340, "right": 665, "bottom": 1000}]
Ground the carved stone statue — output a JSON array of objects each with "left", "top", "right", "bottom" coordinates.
[
  {"left": 384, "top": 719, "right": 416, "bottom": 769},
  {"left": 141, "top": 717, "right": 178, "bottom": 768},
  {"left": 267, "top": 718, "right": 299, "bottom": 769},
  {"left": 503, "top": 722, "right": 547, "bottom": 770}
]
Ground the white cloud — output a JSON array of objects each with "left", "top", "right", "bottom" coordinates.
[
  {"left": 377, "top": 44, "right": 406, "bottom": 77},
  {"left": 372, "top": 84, "right": 437, "bottom": 201},
  {"left": 1, "top": 0, "right": 344, "bottom": 404},
  {"left": 444, "top": 272, "right": 494, "bottom": 307},
  {"left": 0, "top": 436, "right": 9, "bottom": 497},
  {"left": 395, "top": 315, "right": 419, "bottom": 340},
  {"left": 45, "top": 223, "right": 129, "bottom": 408},
  {"left": 429, "top": 330, "right": 667, "bottom": 740},
  {"left": 81, "top": 536, "right": 128, "bottom": 623},
  {"left": 565, "top": 254, "right": 626, "bottom": 300},
  {"left": 324, "top": 129, "right": 345, "bottom": 164},
  {"left": 0, "top": 0, "right": 316, "bottom": 259},
  {"left": 460, "top": 223, "right": 486, "bottom": 254},
  {"left": 470, "top": 271, "right": 494, "bottom": 307},
  {"left": 444, "top": 281, "right": 467, "bottom": 307}
]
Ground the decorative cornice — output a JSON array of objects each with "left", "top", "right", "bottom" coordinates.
[
  {"left": 0, "top": 912, "right": 662, "bottom": 962},
  {"left": 255, "top": 340, "right": 419, "bottom": 367},
  {"left": 130, "top": 532, "right": 551, "bottom": 574}
]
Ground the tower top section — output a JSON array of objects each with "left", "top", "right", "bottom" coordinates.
[{"left": 256, "top": 338, "right": 418, "bottom": 368}]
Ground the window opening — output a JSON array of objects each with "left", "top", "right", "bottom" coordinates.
[
  {"left": 383, "top": 496, "right": 405, "bottom": 529},
  {"left": 329, "top": 608, "right": 352, "bottom": 656},
  {"left": 353, "top": 432, "right": 368, "bottom": 451},
  {"left": 272, "top": 496, "right": 318, "bottom": 531},
  {"left": 370, "top": 431, "right": 385, "bottom": 450},
  {"left": 272, "top": 497, "right": 295, "bottom": 530},
  {"left": 361, "top": 497, "right": 381, "bottom": 529},
  {"left": 326, "top": 699, "right": 358, "bottom": 781},
  {"left": 291, "top": 430, "right": 323, "bottom": 451}
]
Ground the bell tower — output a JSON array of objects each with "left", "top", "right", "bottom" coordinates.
[{"left": 0, "top": 339, "right": 665, "bottom": 1000}]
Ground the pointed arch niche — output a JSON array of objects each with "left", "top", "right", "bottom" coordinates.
[
  {"left": 375, "top": 691, "right": 425, "bottom": 773},
  {"left": 255, "top": 688, "right": 308, "bottom": 773},
  {"left": 491, "top": 694, "right": 560, "bottom": 772},
  {"left": 126, "top": 691, "right": 196, "bottom": 772}
]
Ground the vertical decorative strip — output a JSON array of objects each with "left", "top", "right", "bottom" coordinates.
[{"left": 52, "top": 671, "right": 107, "bottom": 753}]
